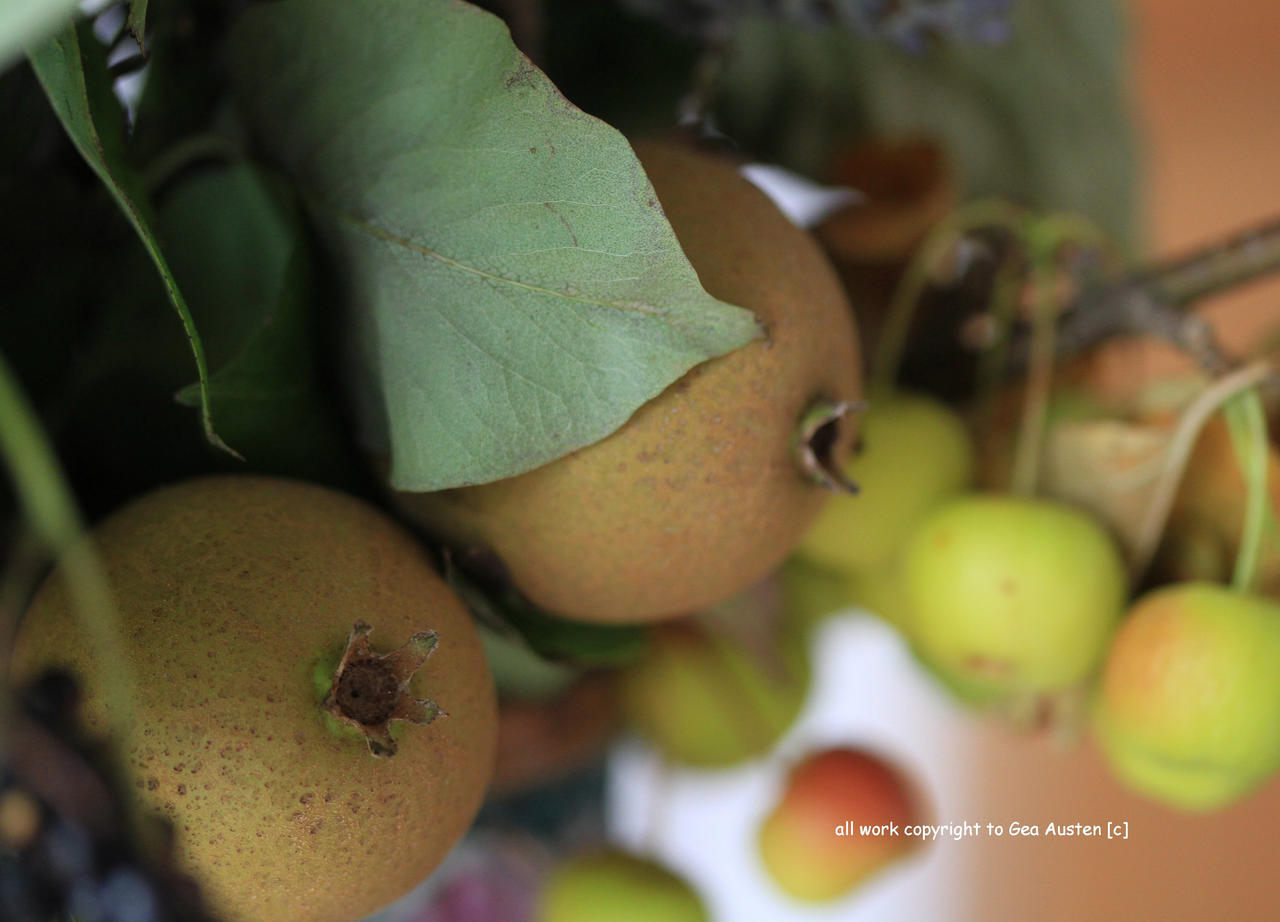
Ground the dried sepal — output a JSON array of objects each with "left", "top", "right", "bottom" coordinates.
[
  {"left": 322, "top": 621, "right": 446, "bottom": 758},
  {"left": 795, "top": 397, "right": 866, "bottom": 494}
]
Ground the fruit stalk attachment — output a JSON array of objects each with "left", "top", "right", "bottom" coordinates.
[{"left": 322, "top": 621, "right": 444, "bottom": 757}]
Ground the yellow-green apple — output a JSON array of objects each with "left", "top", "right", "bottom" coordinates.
[
  {"left": 900, "top": 494, "right": 1127, "bottom": 702},
  {"left": 619, "top": 619, "right": 810, "bottom": 768},
  {"left": 1094, "top": 581, "right": 1280, "bottom": 810},
  {"left": 537, "top": 850, "right": 708, "bottom": 922}
]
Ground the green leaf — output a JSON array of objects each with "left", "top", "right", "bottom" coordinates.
[
  {"left": 0, "top": 0, "right": 78, "bottom": 71},
  {"left": 500, "top": 602, "right": 648, "bottom": 668},
  {"left": 716, "top": 0, "right": 1139, "bottom": 248},
  {"left": 165, "top": 164, "right": 354, "bottom": 484},
  {"left": 25, "top": 21, "right": 235, "bottom": 456},
  {"left": 448, "top": 565, "right": 647, "bottom": 668},
  {"left": 0, "top": 348, "right": 137, "bottom": 757},
  {"left": 126, "top": 0, "right": 150, "bottom": 53},
  {"left": 229, "top": 0, "right": 761, "bottom": 491}
]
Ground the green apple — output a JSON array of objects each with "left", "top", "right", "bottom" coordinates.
[
  {"left": 1094, "top": 582, "right": 1280, "bottom": 810},
  {"left": 901, "top": 494, "right": 1127, "bottom": 701},
  {"left": 781, "top": 554, "right": 913, "bottom": 634},
  {"left": 619, "top": 619, "right": 810, "bottom": 768},
  {"left": 537, "top": 850, "right": 709, "bottom": 922},
  {"left": 758, "top": 747, "right": 924, "bottom": 902},
  {"left": 780, "top": 556, "right": 858, "bottom": 635},
  {"left": 796, "top": 392, "right": 974, "bottom": 576}
]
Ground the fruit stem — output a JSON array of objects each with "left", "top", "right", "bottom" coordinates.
[
  {"left": 794, "top": 398, "right": 865, "bottom": 493},
  {"left": 872, "top": 198, "right": 1026, "bottom": 395},
  {"left": 0, "top": 351, "right": 142, "bottom": 834},
  {"left": 1009, "top": 230, "right": 1058, "bottom": 496},
  {"left": 971, "top": 250, "right": 1028, "bottom": 433},
  {"left": 1009, "top": 215, "right": 1108, "bottom": 496},
  {"left": 1224, "top": 389, "right": 1272, "bottom": 594},
  {"left": 1131, "top": 359, "right": 1276, "bottom": 583}
]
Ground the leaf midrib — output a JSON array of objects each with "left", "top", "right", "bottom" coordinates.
[{"left": 314, "top": 195, "right": 678, "bottom": 319}]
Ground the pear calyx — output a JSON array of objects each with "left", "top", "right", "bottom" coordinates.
[
  {"left": 795, "top": 398, "right": 865, "bottom": 494},
  {"left": 322, "top": 621, "right": 445, "bottom": 757}
]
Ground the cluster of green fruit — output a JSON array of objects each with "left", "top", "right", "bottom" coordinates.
[{"left": 785, "top": 379, "right": 1280, "bottom": 813}]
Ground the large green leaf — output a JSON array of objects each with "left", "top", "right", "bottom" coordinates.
[
  {"left": 166, "top": 165, "right": 355, "bottom": 485},
  {"left": 25, "top": 22, "right": 233, "bottom": 455},
  {"left": 229, "top": 0, "right": 761, "bottom": 491},
  {"left": 715, "top": 0, "right": 1138, "bottom": 248},
  {"left": 0, "top": 0, "right": 78, "bottom": 71}
]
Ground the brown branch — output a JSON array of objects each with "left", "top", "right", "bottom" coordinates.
[
  {"left": 1007, "top": 215, "right": 1280, "bottom": 375},
  {"left": 1148, "top": 215, "right": 1280, "bottom": 305}
]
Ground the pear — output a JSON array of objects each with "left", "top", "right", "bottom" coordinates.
[
  {"left": 758, "top": 747, "right": 925, "bottom": 902},
  {"left": 1094, "top": 582, "right": 1280, "bottom": 810},
  {"left": 394, "top": 139, "right": 862, "bottom": 623},
  {"left": 537, "top": 850, "right": 709, "bottom": 922},
  {"left": 9, "top": 476, "right": 498, "bottom": 922}
]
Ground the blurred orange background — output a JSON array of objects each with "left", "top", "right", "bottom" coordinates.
[{"left": 972, "top": 2, "right": 1280, "bottom": 918}]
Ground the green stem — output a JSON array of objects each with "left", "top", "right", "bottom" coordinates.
[
  {"left": 1009, "top": 233, "right": 1057, "bottom": 496},
  {"left": 872, "top": 199, "right": 1026, "bottom": 395},
  {"left": 972, "top": 249, "right": 1027, "bottom": 431},
  {"left": 0, "top": 350, "right": 136, "bottom": 779},
  {"left": 1224, "top": 389, "right": 1272, "bottom": 594},
  {"left": 1008, "top": 215, "right": 1108, "bottom": 496},
  {"left": 1130, "top": 360, "right": 1275, "bottom": 583}
]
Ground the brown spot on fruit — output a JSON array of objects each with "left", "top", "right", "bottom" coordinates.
[{"left": 965, "top": 655, "right": 1016, "bottom": 678}]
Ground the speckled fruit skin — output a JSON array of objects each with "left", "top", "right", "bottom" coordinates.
[
  {"left": 1095, "top": 582, "right": 1280, "bottom": 810},
  {"left": 537, "top": 850, "right": 709, "bottom": 922},
  {"left": 758, "top": 748, "right": 923, "bottom": 902},
  {"left": 394, "top": 139, "right": 862, "bottom": 624},
  {"left": 901, "top": 495, "right": 1127, "bottom": 700},
  {"left": 9, "top": 476, "right": 498, "bottom": 922},
  {"left": 797, "top": 391, "right": 974, "bottom": 576},
  {"left": 619, "top": 620, "right": 810, "bottom": 768}
]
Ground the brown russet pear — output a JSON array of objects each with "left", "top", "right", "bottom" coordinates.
[
  {"left": 10, "top": 476, "right": 497, "bottom": 922},
  {"left": 395, "top": 139, "right": 863, "bottom": 623}
]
